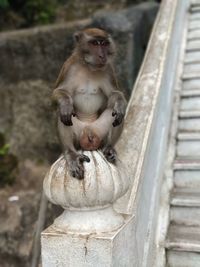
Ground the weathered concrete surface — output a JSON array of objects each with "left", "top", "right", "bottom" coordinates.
[
  {"left": 0, "top": 79, "right": 59, "bottom": 162},
  {"left": 42, "top": 216, "right": 135, "bottom": 267},
  {"left": 114, "top": 0, "right": 188, "bottom": 266},
  {"left": 0, "top": 190, "right": 40, "bottom": 267},
  {"left": 0, "top": 19, "right": 90, "bottom": 84},
  {"left": 0, "top": 186, "right": 62, "bottom": 267}
]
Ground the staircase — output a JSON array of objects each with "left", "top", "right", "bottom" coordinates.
[{"left": 166, "top": 1, "right": 200, "bottom": 266}]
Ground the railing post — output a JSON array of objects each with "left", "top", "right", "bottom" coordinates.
[{"left": 41, "top": 151, "right": 130, "bottom": 267}]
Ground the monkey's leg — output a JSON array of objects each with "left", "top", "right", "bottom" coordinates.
[
  {"left": 64, "top": 149, "right": 90, "bottom": 179},
  {"left": 102, "top": 123, "right": 123, "bottom": 164},
  {"left": 58, "top": 119, "right": 90, "bottom": 179},
  {"left": 102, "top": 145, "right": 117, "bottom": 164}
]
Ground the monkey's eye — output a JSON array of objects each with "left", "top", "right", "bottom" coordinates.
[
  {"left": 101, "top": 41, "right": 110, "bottom": 46},
  {"left": 90, "top": 40, "right": 99, "bottom": 46}
]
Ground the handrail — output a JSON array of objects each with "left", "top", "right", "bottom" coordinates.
[
  {"left": 115, "top": 0, "right": 190, "bottom": 265},
  {"left": 115, "top": 0, "right": 178, "bottom": 213}
]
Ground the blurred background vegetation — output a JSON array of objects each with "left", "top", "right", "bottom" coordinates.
[{"left": 0, "top": 0, "right": 157, "bottom": 31}]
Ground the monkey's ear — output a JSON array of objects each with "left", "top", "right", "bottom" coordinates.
[{"left": 73, "top": 31, "right": 83, "bottom": 43}]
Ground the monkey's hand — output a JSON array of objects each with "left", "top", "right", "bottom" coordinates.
[
  {"left": 112, "top": 103, "right": 125, "bottom": 127},
  {"left": 70, "top": 154, "right": 90, "bottom": 180},
  {"left": 59, "top": 104, "right": 76, "bottom": 126}
]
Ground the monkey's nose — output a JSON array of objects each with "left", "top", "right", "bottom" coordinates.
[{"left": 99, "top": 56, "right": 106, "bottom": 64}]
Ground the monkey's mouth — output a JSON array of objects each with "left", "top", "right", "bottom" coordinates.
[
  {"left": 97, "top": 63, "right": 105, "bottom": 67},
  {"left": 95, "top": 63, "right": 106, "bottom": 69}
]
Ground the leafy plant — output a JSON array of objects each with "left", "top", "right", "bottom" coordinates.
[
  {"left": 0, "top": 0, "right": 9, "bottom": 9},
  {"left": 10, "top": 0, "right": 58, "bottom": 25},
  {"left": 0, "top": 143, "right": 10, "bottom": 156},
  {"left": 0, "top": 133, "right": 18, "bottom": 187},
  {"left": 0, "top": 0, "right": 59, "bottom": 30}
]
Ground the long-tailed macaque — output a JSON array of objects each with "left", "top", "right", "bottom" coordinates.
[{"left": 52, "top": 28, "right": 127, "bottom": 179}]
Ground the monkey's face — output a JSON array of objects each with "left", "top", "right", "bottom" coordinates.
[
  {"left": 83, "top": 38, "right": 115, "bottom": 70},
  {"left": 74, "top": 28, "right": 115, "bottom": 70}
]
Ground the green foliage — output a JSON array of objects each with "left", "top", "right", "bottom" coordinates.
[
  {"left": 0, "top": 133, "right": 18, "bottom": 187},
  {"left": 0, "top": 0, "right": 59, "bottom": 30},
  {"left": 0, "top": 143, "right": 10, "bottom": 156},
  {"left": 0, "top": 0, "right": 9, "bottom": 9},
  {"left": 21, "top": 0, "right": 58, "bottom": 25}
]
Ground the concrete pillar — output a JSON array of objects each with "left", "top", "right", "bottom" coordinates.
[{"left": 41, "top": 151, "right": 130, "bottom": 267}]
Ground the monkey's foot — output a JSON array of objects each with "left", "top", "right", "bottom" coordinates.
[
  {"left": 69, "top": 154, "right": 90, "bottom": 180},
  {"left": 102, "top": 146, "right": 117, "bottom": 164}
]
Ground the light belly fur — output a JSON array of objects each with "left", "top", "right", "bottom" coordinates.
[{"left": 73, "top": 91, "right": 106, "bottom": 115}]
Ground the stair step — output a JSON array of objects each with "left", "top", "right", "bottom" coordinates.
[
  {"left": 178, "top": 117, "right": 200, "bottom": 131},
  {"left": 177, "top": 132, "right": 200, "bottom": 157},
  {"left": 174, "top": 158, "right": 200, "bottom": 170},
  {"left": 185, "top": 51, "right": 200, "bottom": 63},
  {"left": 174, "top": 169, "right": 200, "bottom": 188},
  {"left": 182, "top": 72, "right": 200, "bottom": 80},
  {"left": 177, "top": 132, "right": 200, "bottom": 140},
  {"left": 167, "top": 250, "right": 200, "bottom": 267},
  {"left": 186, "top": 40, "right": 200, "bottom": 52},
  {"left": 182, "top": 78, "right": 200, "bottom": 90},
  {"left": 188, "top": 21, "right": 200, "bottom": 31},
  {"left": 190, "top": 12, "right": 200, "bottom": 21},
  {"left": 181, "top": 89, "right": 200, "bottom": 97},
  {"left": 178, "top": 110, "right": 200, "bottom": 132},
  {"left": 171, "top": 188, "right": 200, "bottom": 207},
  {"left": 190, "top": 6, "right": 200, "bottom": 13},
  {"left": 171, "top": 206, "right": 200, "bottom": 226},
  {"left": 166, "top": 224, "right": 200, "bottom": 266},
  {"left": 183, "top": 63, "right": 200, "bottom": 75},
  {"left": 187, "top": 30, "right": 200, "bottom": 41},
  {"left": 166, "top": 224, "right": 200, "bottom": 252},
  {"left": 191, "top": 0, "right": 200, "bottom": 7},
  {"left": 177, "top": 142, "right": 200, "bottom": 157},
  {"left": 180, "top": 95, "right": 200, "bottom": 110},
  {"left": 179, "top": 110, "right": 200, "bottom": 118}
]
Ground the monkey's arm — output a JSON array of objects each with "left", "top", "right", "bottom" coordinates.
[
  {"left": 52, "top": 56, "right": 76, "bottom": 126},
  {"left": 52, "top": 88, "right": 75, "bottom": 126},
  {"left": 103, "top": 66, "right": 127, "bottom": 127},
  {"left": 107, "top": 91, "right": 127, "bottom": 127}
]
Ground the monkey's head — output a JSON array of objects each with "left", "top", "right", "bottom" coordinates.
[{"left": 74, "top": 28, "right": 116, "bottom": 70}]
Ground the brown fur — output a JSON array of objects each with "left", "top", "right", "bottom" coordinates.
[{"left": 83, "top": 28, "right": 108, "bottom": 38}]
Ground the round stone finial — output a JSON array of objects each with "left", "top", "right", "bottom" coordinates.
[{"left": 43, "top": 150, "right": 129, "bottom": 233}]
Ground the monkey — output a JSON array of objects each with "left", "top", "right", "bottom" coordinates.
[{"left": 52, "top": 28, "right": 127, "bottom": 179}]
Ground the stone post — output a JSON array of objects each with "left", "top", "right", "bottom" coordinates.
[{"left": 41, "top": 151, "right": 130, "bottom": 267}]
